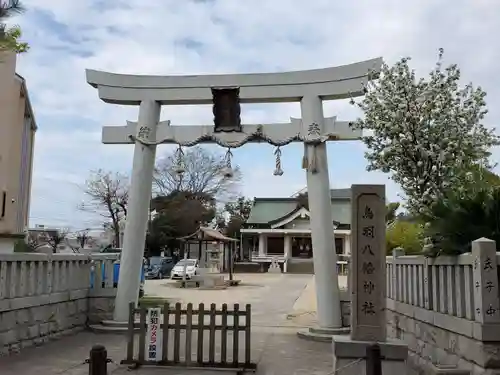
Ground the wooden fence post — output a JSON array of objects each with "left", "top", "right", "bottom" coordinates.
[{"left": 123, "top": 302, "right": 256, "bottom": 371}]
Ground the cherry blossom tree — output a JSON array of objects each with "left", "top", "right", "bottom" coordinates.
[{"left": 350, "top": 49, "right": 499, "bottom": 215}]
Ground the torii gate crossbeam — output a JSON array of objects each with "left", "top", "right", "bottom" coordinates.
[{"left": 86, "top": 58, "right": 382, "bottom": 332}]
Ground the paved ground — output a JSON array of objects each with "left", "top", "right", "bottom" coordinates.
[{"left": 0, "top": 274, "right": 341, "bottom": 375}]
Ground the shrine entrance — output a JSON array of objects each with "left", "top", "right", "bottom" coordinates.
[
  {"left": 292, "top": 236, "right": 313, "bottom": 258},
  {"left": 86, "top": 57, "right": 382, "bottom": 332}
]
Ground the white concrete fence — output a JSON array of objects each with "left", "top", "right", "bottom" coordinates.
[
  {"left": 0, "top": 253, "right": 119, "bottom": 300},
  {"left": 0, "top": 253, "right": 119, "bottom": 354},
  {"left": 385, "top": 238, "right": 500, "bottom": 373},
  {"left": 386, "top": 239, "right": 500, "bottom": 326}
]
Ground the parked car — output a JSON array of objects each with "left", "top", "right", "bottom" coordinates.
[
  {"left": 146, "top": 256, "right": 175, "bottom": 279},
  {"left": 170, "top": 259, "right": 199, "bottom": 280}
]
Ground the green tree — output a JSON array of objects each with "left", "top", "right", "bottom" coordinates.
[
  {"left": 386, "top": 220, "right": 424, "bottom": 255},
  {"left": 423, "top": 187, "right": 500, "bottom": 255},
  {"left": 462, "top": 165, "right": 500, "bottom": 195},
  {"left": 0, "top": 1, "right": 29, "bottom": 53},
  {"left": 350, "top": 49, "right": 499, "bottom": 215},
  {"left": 219, "top": 197, "right": 253, "bottom": 238},
  {"left": 151, "top": 190, "right": 216, "bottom": 235},
  {"left": 145, "top": 215, "right": 175, "bottom": 257},
  {"left": 146, "top": 190, "right": 217, "bottom": 256}
]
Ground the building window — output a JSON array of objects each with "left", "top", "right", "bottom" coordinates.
[{"left": 335, "top": 238, "right": 343, "bottom": 255}]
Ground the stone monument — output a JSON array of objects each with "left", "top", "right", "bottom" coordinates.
[
  {"left": 85, "top": 58, "right": 382, "bottom": 331},
  {"left": 332, "top": 185, "right": 408, "bottom": 375}
]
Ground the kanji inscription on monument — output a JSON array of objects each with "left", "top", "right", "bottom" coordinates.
[
  {"left": 472, "top": 238, "right": 500, "bottom": 324},
  {"left": 351, "top": 185, "right": 386, "bottom": 342}
]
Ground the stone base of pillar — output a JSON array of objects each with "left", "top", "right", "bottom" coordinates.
[
  {"left": 88, "top": 320, "right": 132, "bottom": 334},
  {"left": 332, "top": 335, "right": 408, "bottom": 375},
  {"left": 297, "top": 327, "right": 351, "bottom": 343}
]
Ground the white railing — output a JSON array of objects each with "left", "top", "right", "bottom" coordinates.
[
  {"left": 0, "top": 252, "right": 120, "bottom": 302},
  {"left": 89, "top": 253, "right": 121, "bottom": 291},
  {"left": 385, "top": 239, "right": 500, "bottom": 325},
  {"left": 251, "top": 255, "right": 286, "bottom": 263},
  {"left": 386, "top": 253, "right": 476, "bottom": 319}
]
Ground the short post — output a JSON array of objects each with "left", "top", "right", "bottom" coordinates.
[
  {"left": 366, "top": 344, "right": 382, "bottom": 375},
  {"left": 346, "top": 257, "right": 351, "bottom": 293},
  {"left": 88, "top": 345, "right": 107, "bottom": 375},
  {"left": 392, "top": 247, "right": 404, "bottom": 302},
  {"left": 392, "top": 247, "right": 405, "bottom": 258},
  {"left": 182, "top": 251, "right": 188, "bottom": 287},
  {"left": 472, "top": 238, "right": 500, "bottom": 323},
  {"left": 229, "top": 242, "right": 234, "bottom": 281}
]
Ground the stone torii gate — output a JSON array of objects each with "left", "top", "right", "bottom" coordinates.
[{"left": 86, "top": 58, "right": 382, "bottom": 330}]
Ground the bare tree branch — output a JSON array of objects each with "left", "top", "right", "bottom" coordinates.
[
  {"left": 81, "top": 169, "right": 129, "bottom": 248},
  {"left": 27, "top": 230, "right": 49, "bottom": 251},
  {"left": 46, "top": 228, "right": 70, "bottom": 253},
  {"left": 153, "top": 146, "right": 241, "bottom": 201},
  {"left": 26, "top": 228, "right": 69, "bottom": 253}
]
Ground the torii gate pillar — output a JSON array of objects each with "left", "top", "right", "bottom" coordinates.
[
  {"left": 114, "top": 100, "right": 160, "bottom": 322},
  {"left": 301, "top": 95, "right": 343, "bottom": 329},
  {"left": 86, "top": 57, "right": 382, "bottom": 331}
]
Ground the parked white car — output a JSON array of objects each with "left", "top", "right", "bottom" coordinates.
[{"left": 170, "top": 259, "right": 199, "bottom": 280}]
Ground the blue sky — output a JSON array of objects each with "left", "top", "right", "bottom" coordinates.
[{"left": 10, "top": 0, "right": 500, "bottom": 229}]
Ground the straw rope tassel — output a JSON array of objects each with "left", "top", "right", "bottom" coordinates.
[
  {"left": 223, "top": 148, "right": 234, "bottom": 178},
  {"left": 309, "top": 145, "right": 318, "bottom": 174},
  {"left": 301, "top": 146, "right": 308, "bottom": 169},
  {"left": 174, "top": 144, "right": 185, "bottom": 175},
  {"left": 273, "top": 147, "right": 284, "bottom": 176}
]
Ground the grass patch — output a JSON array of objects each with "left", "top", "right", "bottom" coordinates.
[{"left": 138, "top": 296, "right": 177, "bottom": 308}]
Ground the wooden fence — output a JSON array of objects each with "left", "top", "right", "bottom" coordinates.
[{"left": 123, "top": 302, "right": 257, "bottom": 372}]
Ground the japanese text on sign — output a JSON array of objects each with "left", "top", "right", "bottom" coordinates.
[
  {"left": 357, "top": 199, "right": 380, "bottom": 321},
  {"left": 352, "top": 186, "right": 386, "bottom": 342},
  {"left": 145, "top": 308, "right": 162, "bottom": 361}
]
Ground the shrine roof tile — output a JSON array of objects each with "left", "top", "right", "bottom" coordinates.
[{"left": 246, "top": 189, "right": 351, "bottom": 225}]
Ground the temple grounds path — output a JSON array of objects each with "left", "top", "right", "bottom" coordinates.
[{"left": 0, "top": 274, "right": 347, "bottom": 374}]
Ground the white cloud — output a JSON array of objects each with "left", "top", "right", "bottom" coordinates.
[{"left": 8, "top": 0, "right": 500, "bottom": 228}]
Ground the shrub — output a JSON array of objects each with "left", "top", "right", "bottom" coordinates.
[
  {"left": 386, "top": 220, "right": 424, "bottom": 255},
  {"left": 14, "top": 238, "right": 33, "bottom": 252},
  {"left": 423, "top": 187, "right": 500, "bottom": 255}
]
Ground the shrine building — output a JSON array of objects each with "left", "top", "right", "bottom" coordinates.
[{"left": 239, "top": 188, "right": 351, "bottom": 273}]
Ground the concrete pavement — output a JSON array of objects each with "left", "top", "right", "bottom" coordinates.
[{"left": 0, "top": 273, "right": 339, "bottom": 374}]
